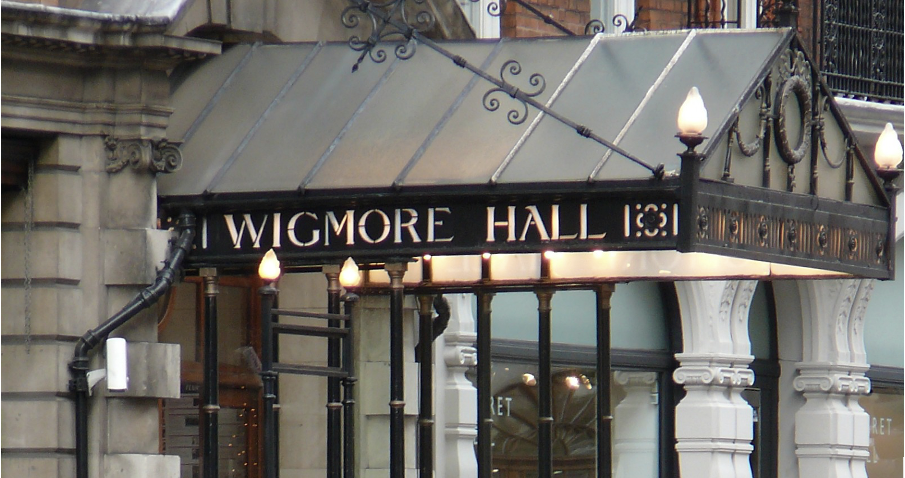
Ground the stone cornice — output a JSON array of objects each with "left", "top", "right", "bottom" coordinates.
[{"left": 1, "top": 2, "right": 220, "bottom": 69}]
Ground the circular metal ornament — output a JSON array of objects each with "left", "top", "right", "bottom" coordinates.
[
  {"left": 817, "top": 226, "right": 828, "bottom": 253},
  {"left": 773, "top": 75, "right": 812, "bottom": 165},
  {"left": 697, "top": 208, "right": 709, "bottom": 238},
  {"left": 757, "top": 217, "right": 769, "bottom": 244}
]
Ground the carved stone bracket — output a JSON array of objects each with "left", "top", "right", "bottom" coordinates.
[{"left": 105, "top": 136, "right": 182, "bottom": 174}]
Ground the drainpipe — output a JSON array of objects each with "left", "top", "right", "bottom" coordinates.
[{"left": 68, "top": 211, "right": 196, "bottom": 478}]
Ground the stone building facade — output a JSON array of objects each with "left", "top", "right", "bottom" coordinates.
[{"left": 2, "top": 1, "right": 902, "bottom": 478}]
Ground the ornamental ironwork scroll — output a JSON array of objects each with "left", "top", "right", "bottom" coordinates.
[
  {"left": 341, "top": 0, "right": 434, "bottom": 72},
  {"left": 482, "top": 60, "right": 546, "bottom": 125}
]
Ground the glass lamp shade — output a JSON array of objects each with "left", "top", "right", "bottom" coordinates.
[
  {"left": 258, "top": 249, "right": 281, "bottom": 281},
  {"left": 339, "top": 257, "right": 362, "bottom": 287},
  {"left": 677, "top": 87, "right": 708, "bottom": 135},
  {"left": 874, "top": 122, "right": 903, "bottom": 170}
]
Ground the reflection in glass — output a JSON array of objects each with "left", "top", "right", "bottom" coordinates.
[
  {"left": 860, "top": 386, "right": 904, "bottom": 477},
  {"left": 489, "top": 362, "right": 659, "bottom": 477}
]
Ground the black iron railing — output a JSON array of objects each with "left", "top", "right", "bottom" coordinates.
[
  {"left": 820, "top": 0, "right": 904, "bottom": 103},
  {"left": 691, "top": 0, "right": 903, "bottom": 104}
]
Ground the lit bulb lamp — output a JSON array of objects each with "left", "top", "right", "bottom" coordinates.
[
  {"left": 676, "top": 86, "right": 708, "bottom": 156},
  {"left": 258, "top": 249, "right": 281, "bottom": 283},
  {"left": 339, "top": 257, "right": 362, "bottom": 288},
  {"left": 874, "top": 122, "right": 903, "bottom": 190}
]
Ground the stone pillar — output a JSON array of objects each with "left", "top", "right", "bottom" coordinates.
[
  {"left": 793, "top": 279, "right": 873, "bottom": 478},
  {"left": 612, "top": 371, "right": 658, "bottom": 478},
  {"left": 673, "top": 280, "right": 758, "bottom": 478},
  {"left": 434, "top": 294, "right": 478, "bottom": 478}
]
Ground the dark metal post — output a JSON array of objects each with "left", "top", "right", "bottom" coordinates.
[
  {"left": 677, "top": 132, "right": 705, "bottom": 251},
  {"left": 201, "top": 268, "right": 220, "bottom": 478},
  {"left": 342, "top": 293, "right": 359, "bottom": 478},
  {"left": 417, "top": 295, "right": 435, "bottom": 477},
  {"left": 536, "top": 289, "right": 554, "bottom": 478},
  {"left": 325, "top": 265, "right": 343, "bottom": 478},
  {"left": 260, "top": 280, "right": 279, "bottom": 478},
  {"left": 476, "top": 290, "right": 494, "bottom": 478},
  {"left": 596, "top": 284, "right": 614, "bottom": 478},
  {"left": 386, "top": 262, "right": 407, "bottom": 478}
]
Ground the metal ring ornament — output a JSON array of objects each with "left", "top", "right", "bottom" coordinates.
[{"left": 773, "top": 75, "right": 812, "bottom": 165}]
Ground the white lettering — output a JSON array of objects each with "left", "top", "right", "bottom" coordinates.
[
  {"left": 486, "top": 206, "right": 517, "bottom": 242},
  {"left": 358, "top": 209, "right": 391, "bottom": 244},
  {"left": 325, "top": 210, "right": 355, "bottom": 246},
  {"left": 580, "top": 203, "right": 606, "bottom": 240},
  {"left": 272, "top": 213, "right": 281, "bottom": 248},
  {"left": 550, "top": 204, "right": 577, "bottom": 240},
  {"left": 287, "top": 212, "right": 320, "bottom": 247},
  {"left": 224, "top": 214, "right": 269, "bottom": 249},
  {"left": 428, "top": 208, "right": 454, "bottom": 243},
  {"left": 394, "top": 208, "right": 422, "bottom": 244},
  {"left": 519, "top": 205, "right": 550, "bottom": 241}
]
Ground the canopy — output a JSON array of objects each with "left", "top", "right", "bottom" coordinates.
[{"left": 159, "top": 29, "right": 894, "bottom": 279}]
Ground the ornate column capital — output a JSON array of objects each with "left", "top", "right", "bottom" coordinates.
[
  {"left": 104, "top": 136, "right": 182, "bottom": 174},
  {"left": 793, "top": 362, "right": 871, "bottom": 395}
]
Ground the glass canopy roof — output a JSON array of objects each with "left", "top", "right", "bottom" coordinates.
[{"left": 160, "top": 29, "right": 790, "bottom": 196}]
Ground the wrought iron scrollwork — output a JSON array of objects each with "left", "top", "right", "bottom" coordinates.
[
  {"left": 482, "top": 60, "right": 546, "bottom": 125},
  {"left": 584, "top": 19, "right": 605, "bottom": 35},
  {"left": 342, "top": 0, "right": 435, "bottom": 71},
  {"left": 612, "top": 8, "right": 645, "bottom": 33}
]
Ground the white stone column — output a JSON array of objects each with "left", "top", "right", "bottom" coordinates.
[
  {"left": 434, "top": 294, "right": 478, "bottom": 478},
  {"left": 793, "top": 279, "right": 873, "bottom": 478},
  {"left": 673, "top": 280, "right": 758, "bottom": 478},
  {"left": 612, "top": 371, "right": 658, "bottom": 478}
]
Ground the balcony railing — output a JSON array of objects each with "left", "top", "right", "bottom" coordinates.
[
  {"left": 687, "top": 0, "right": 904, "bottom": 104},
  {"left": 820, "top": 0, "right": 903, "bottom": 103}
]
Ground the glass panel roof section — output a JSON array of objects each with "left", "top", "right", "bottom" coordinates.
[
  {"left": 592, "top": 29, "right": 786, "bottom": 181},
  {"left": 158, "top": 30, "right": 791, "bottom": 197},
  {"left": 497, "top": 33, "right": 690, "bottom": 184},
  {"left": 401, "top": 37, "right": 596, "bottom": 186},
  {"left": 305, "top": 43, "right": 496, "bottom": 190},
  {"left": 210, "top": 45, "right": 395, "bottom": 194},
  {"left": 159, "top": 44, "right": 318, "bottom": 196}
]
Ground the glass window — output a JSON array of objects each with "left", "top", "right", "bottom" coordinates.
[
  {"left": 490, "top": 284, "right": 668, "bottom": 350},
  {"left": 863, "top": 239, "right": 905, "bottom": 367},
  {"left": 860, "top": 384, "right": 904, "bottom": 477},
  {"left": 490, "top": 361, "right": 660, "bottom": 477}
]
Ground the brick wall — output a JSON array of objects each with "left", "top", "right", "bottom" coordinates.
[{"left": 501, "top": 0, "right": 591, "bottom": 37}]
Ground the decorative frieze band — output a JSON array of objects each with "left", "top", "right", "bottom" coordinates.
[{"left": 104, "top": 136, "right": 182, "bottom": 174}]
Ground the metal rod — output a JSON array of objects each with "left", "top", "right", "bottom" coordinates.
[
  {"left": 417, "top": 294, "right": 434, "bottom": 477},
  {"left": 476, "top": 290, "right": 494, "bottom": 478},
  {"left": 202, "top": 269, "right": 220, "bottom": 478},
  {"left": 386, "top": 263, "right": 407, "bottom": 478},
  {"left": 596, "top": 284, "right": 614, "bottom": 478},
  {"left": 270, "top": 309, "right": 352, "bottom": 321},
  {"left": 260, "top": 282, "right": 279, "bottom": 478},
  {"left": 536, "top": 288, "right": 554, "bottom": 478},
  {"left": 509, "top": 0, "right": 577, "bottom": 36},
  {"left": 342, "top": 293, "right": 359, "bottom": 478},
  {"left": 326, "top": 268, "right": 343, "bottom": 478}
]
